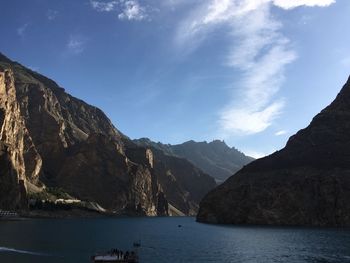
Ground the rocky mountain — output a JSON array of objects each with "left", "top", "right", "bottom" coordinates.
[
  {"left": 197, "top": 76, "right": 350, "bottom": 227},
  {"left": 0, "top": 52, "right": 216, "bottom": 216},
  {"left": 134, "top": 138, "right": 254, "bottom": 182}
]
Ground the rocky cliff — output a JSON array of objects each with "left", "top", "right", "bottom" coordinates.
[
  {"left": 197, "top": 76, "right": 350, "bottom": 226},
  {"left": 0, "top": 52, "right": 216, "bottom": 216},
  {"left": 134, "top": 139, "right": 254, "bottom": 182}
]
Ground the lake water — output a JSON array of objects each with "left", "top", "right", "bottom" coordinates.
[{"left": 0, "top": 217, "right": 350, "bottom": 263}]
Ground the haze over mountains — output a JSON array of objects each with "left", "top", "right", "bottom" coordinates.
[
  {"left": 0, "top": 52, "right": 220, "bottom": 216},
  {"left": 134, "top": 138, "right": 254, "bottom": 183},
  {"left": 198, "top": 75, "right": 350, "bottom": 227}
]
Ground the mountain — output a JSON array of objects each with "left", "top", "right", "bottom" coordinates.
[
  {"left": 134, "top": 138, "right": 254, "bottom": 182},
  {"left": 0, "top": 52, "right": 216, "bottom": 216},
  {"left": 197, "top": 76, "right": 350, "bottom": 227}
]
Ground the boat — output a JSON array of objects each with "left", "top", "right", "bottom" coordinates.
[{"left": 91, "top": 247, "right": 139, "bottom": 263}]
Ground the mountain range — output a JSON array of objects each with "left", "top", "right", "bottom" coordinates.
[{"left": 134, "top": 138, "right": 254, "bottom": 183}]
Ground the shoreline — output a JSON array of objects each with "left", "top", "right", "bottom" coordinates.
[{"left": 1, "top": 209, "right": 190, "bottom": 220}]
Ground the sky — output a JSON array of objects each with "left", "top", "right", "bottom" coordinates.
[{"left": 0, "top": 0, "right": 349, "bottom": 158}]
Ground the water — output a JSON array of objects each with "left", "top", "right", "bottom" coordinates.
[{"left": 0, "top": 217, "right": 350, "bottom": 263}]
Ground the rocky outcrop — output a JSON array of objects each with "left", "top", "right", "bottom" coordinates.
[
  {"left": 134, "top": 139, "right": 254, "bottom": 182},
  {"left": 197, "top": 76, "right": 350, "bottom": 226},
  {"left": 124, "top": 142, "right": 216, "bottom": 215},
  {"left": 0, "top": 52, "right": 216, "bottom": 216}
]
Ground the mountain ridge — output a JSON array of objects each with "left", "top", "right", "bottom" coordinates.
[{"left": 134, "top": 138, "right": 254, "bottom": 182}]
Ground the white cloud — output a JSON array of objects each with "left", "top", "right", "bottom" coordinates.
[
  {"left": 273, "top": 0, "right": 335, "bottom": 9},
  {"left": 275, "top": 130, "right": 287, "bottom": 136},
  {"left": 67, "top": 35, "right": 86, "bottom": 54},
  {"left": 174, "top": 0, "right": 335, "bottom": 136},
  {"left": 90, "top": 0, "right": 148, "bottom": 21},
  {"left": 17, "top": 23, "right": 29, "bottom": 37},
  {"left": 221, "top": 101, "right": 285, "bottom": 135},
  {"left": 90, "top": 0, "right": 118, "bottom": 12},
  {"left": 118, "top": 0, "right": 148, "bottom": 21}
]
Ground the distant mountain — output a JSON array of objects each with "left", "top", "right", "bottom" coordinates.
[
  {"left": 0, "top": 52, "right": 216, "bottom": 216},
  {"left": 134, "top": 138, "right": 254, "bottom": 182},
  {"left": 198, "top": 75, "right": 350, "bottom": 227}
]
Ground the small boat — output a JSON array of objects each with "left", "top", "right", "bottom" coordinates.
[
  {"left": 91, "top": 253, "right": 138, "bottom": 263},
  {"left": 92, "top": 246, "right": 139, "bottom": 263}
]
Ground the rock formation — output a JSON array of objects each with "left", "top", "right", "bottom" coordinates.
[
  {"left": 0, "top": 52, "right": 216, "bottom": 216},
  {"left": 134, "top": 139, "right": 254, "bottom": 182},
  {"left": 197, "top": 76, "right": 350, "bottom": 226}
]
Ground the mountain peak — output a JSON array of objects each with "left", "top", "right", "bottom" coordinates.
[{"left": 210, "top": 139, "right": 227, "bottom": 146}]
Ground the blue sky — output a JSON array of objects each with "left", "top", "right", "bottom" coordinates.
[{"left": 0, "top": 0, "right": 349, "bottom": 158}]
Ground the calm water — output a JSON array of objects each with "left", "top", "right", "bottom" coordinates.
[{"left": 0, "top": 217, "right": 350, "bottom": 263}]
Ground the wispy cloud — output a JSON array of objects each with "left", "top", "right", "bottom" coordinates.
[
  {"left": 90, "top": 0, "right": 148, "bottom": 21},
  {"left": 275, "top": 130, "right": 287, "bottom": 136},
  {"left": 273, "top": 0, "right": 335, "bottom": 9},
  {"left": 17, "top": 23, "right": 29, "bottom": 37},
  {"left": 174, "top": 0, "right": 335, "bottom": 136},
  {"left": 118, "top": 0, "right": 148, "bottom": 21},
  {"left": 47, "top": 9, "right": 59, "bottom": 20},
  {"left": 91, "top": 0, "right": 118, "bottom": 12},
  {"left": 66, "top": 35, "right": 87, "bottom": 54}
]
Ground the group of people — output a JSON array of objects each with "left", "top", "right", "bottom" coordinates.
[{"left": 109, "top": 249, "right": 136, "bottom": 261}]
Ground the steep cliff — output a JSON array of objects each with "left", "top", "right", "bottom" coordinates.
[
  {"left": 0, "top": 52, "right": 216, "bottom": 215},
  {"left": 0, "top": 142, "right": 22, "bottom": 210},
  {"left": 134, "top": 139, "right": 254, "bottom": 182},
  {"left": 198, "top": 76, "right": 350, "bottom": 226}
]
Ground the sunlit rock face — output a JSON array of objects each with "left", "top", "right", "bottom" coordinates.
[
  {"left": 0, "top": 52, "right": 216, "bottom": 215},
  {"left": 198, "top": 76, "right": 350, "bottom": 227}
]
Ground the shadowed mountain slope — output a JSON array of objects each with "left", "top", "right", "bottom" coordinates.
[{"left": 197, "top": 76, "right": 350, "bottom": 226}]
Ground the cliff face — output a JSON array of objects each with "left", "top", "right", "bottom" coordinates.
[
  {"left": 197, "top": 76, "right": 350, "bottom": 226},
  {"left": 0, "top": 142, "right": 22, "bottom": 210},
  {"left": 0, "top": 53, "right": 216, "bottom": 215},
  {"left": 134, "top": 139, "right": 254, "bottom": 182}
]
